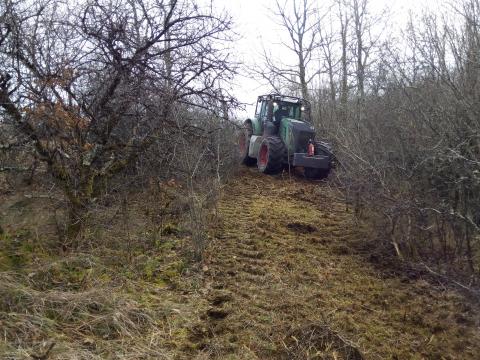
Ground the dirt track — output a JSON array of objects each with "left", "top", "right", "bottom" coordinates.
[{"left": 195, "top": 168, "right": 480, "bottom": 359}]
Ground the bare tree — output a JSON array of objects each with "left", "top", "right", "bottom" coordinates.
[
  {"left": 257, "top": 0, "right": 319, "bottom": 99},
  {"left": 317, "top": 9, "right": 339, "bottom": 108},
  {"left": 337, "top": 0, "right": 350, "bottom": 111},
  {"left": 331, "top": 0, "right": 480, "bottom": 279},
  {"left": 0, "top": 0, "right": 236, "bottom": 241}
]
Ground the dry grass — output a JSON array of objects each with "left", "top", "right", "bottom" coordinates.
[
  {"left": 0, "top": 177, "right": 209, "bottom": 359},
  {"left": 0, "top": 254, "right": 183, "bottom": 359},
  {"left": 279, "top": 323, "right": 363, "bottom": 360}
]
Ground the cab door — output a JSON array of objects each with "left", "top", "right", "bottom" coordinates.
[{"left": 255, "top": 99, "right": 268, "bottom": 135}]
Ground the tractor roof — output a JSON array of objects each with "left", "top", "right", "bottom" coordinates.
[{"left": 257, "top": 93, "right": 310, "bottom": 105}]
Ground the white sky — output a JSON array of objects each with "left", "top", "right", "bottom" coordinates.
[{"left": 216, "top": 0, "right": 447, "bottom": 118}]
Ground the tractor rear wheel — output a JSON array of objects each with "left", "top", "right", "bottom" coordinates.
[
  {"left": 257, "top": 136, "right": 285, "bottom": 174},
  {"left": 239, "top": 121, "right": 256, "bottom": 166},
  {"left": 304, "top": 167, "right": 329, "bottom": 179}
]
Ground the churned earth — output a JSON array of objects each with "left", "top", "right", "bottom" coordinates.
[{"left": 194, "top": 167, "right": 480, "bottom": 359}]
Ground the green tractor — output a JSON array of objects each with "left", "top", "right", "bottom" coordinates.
[{"left": 239, "top": 94, "right": 333, "bottom": 179}]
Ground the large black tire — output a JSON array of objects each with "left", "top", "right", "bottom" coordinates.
[
  {"left": 239, "top": 121, "right": 256, "bottom": 166},
  {"left": 304, "top": 167, "right": 330, "bottom": 179},
  {"left": 257, "top": 136, "right": 285, "bottom": 174},
  {"left": 304, "top": 141, "right": 333, "bottom": 179}
]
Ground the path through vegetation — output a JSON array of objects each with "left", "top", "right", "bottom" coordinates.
[{"left": 195, "top": 168, "right": 480, "bottom": 359}]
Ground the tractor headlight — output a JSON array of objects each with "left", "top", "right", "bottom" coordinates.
[{"left": 301, "top": 106, "right": 305, "bottom": 111}]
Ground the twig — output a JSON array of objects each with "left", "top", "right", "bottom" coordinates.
[
  {"left": 421, "top": 263, "right": 480, "bottom": 297},
  {"left": 30, "top": 342, "right": 55, "bottom": 360}
]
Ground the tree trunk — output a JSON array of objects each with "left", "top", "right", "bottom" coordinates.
[
  {"left": 353, "top": 0, "right": 365, "bottom": 122},
  {"left": 298, "top": 42, "right": 309, "bottom": 100},
  {"left": 340, "top": 7, "right": 349, "bottom": 122},
  {"left": 66, "top": 200, "right": 86, "bottom": 242},
  {"left": 63, "top": 171, "right": 96, "bottom": 243}
]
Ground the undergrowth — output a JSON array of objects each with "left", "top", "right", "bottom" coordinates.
[{"left": 0, "top": 179, "right": 209, "bottom": 360}]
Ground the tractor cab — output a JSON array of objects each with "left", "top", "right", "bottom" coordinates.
[{"left": 254, "top": 94, "right": 310, "bottom": 136}]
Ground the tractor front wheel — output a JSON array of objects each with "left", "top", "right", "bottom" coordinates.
[{"left": 257, "top": 136, "right": 285, "bottom": 174}]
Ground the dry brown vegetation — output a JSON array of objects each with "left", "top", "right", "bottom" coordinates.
[
  {"left": 261, "top": 0, "right": 480, "bottom": 286},
  {"left": 0, "top": 167, "right": 224, "bottom": 358}
]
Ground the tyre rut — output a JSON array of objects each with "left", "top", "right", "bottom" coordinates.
[
  {"left": 193, "top": 168, "right": 480, "bottom": 360},
  {"left": 198, "top": 169, "right": 358, "bottom": 358}
]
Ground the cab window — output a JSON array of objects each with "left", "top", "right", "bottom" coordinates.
[
  {"left": 255, "top": 99, "right": 262, "bottom": 116},
  {"left": 278, "top": 102, "right": 301, "bottom": 120},
  {"left": 259, "top": 100, "right": 267, "bottom": 119},
  {"left": 289, "top": 105, "right": 301, "bottom": 120}
]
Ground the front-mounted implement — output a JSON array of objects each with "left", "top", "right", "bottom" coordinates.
[{"left": 239, "top": 94, "right": 333, "bottom": 179}]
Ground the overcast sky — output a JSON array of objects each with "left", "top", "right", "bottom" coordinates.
[{"left": 217, "top": 0, "right": 446, "bottom": 118}]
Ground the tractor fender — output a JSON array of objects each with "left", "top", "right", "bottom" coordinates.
[
  {"left": 246, "top": 117, "right": 263, "bottom": 136},
  {"left": 316, "top": 140, "right": 333, "bottom": 154},
  {"left": 248, "top": 135, "right": 263, "bottom": 158},
  {"left": 242, "top": 119, "right": 254, "bottom": 136}
]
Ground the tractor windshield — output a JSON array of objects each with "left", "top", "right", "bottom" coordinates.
[{"left": 273, "top": 101, "right": 303, "bottom": 121}]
